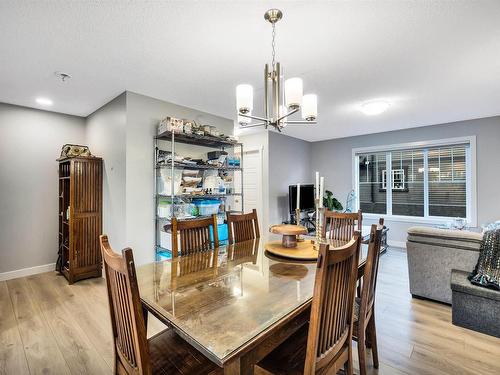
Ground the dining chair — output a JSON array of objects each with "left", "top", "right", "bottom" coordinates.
[
  {"left": 99, "top": 235, "right": 221, "bottom": 375},
  {"left": 353, "top": 222, "right": 383, "bottom": 375},
  {"left": 170, "top": 214, "right": 219, "bottom": 258},
  {"left": 226, "top": 208, "right": 260, "bottom": 244},
  {"left": 256, "top": 233, "right": 361, "bottom": 375},
  {"left": 323, "top": 209, "right": 362, "bottom": 241}
]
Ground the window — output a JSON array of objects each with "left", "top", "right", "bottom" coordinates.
[
  {"left": 358, "top": 153, "right": 386, "bottom": 214},
  {"left": 354, "top": 138, "right": 475, "bottom": 223}
]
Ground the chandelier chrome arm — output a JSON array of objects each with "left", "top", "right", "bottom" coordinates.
[
  {"left": 282, "top": 120, "right": 317, "bottom": 125},
  {"left": 238, "top": 113, "right": 270, "bottom": 122},
  {"left": 276, "top": 107, "right": 299, "bottom": 123}
]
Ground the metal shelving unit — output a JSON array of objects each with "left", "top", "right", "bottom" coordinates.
[{"left": 154, "top": 129, "right": 244, "bottom": 260}]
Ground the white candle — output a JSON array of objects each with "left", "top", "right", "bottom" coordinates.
[
  {"left": 315, "top": 171, "right": 320, "bottom": 200},
  {"left": 296, "top": 183, "right": 301, "bottom": 210},
  {"left": 319, "top": 176, "right": 324, "bottom": 208}
]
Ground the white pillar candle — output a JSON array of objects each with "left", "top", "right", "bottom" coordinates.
[
  {"left": 319, "top": 176, "right": 324, "bottom": 208},
  {"left": 296, "top": 183, "right": 301, "bottom": 210},
  {"left": 315, "top": 171, "right": 320, "bottom": 200}
]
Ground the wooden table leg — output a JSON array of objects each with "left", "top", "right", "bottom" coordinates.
[{"left": 224, "top": 357, "right": 241, "bottom": 375}]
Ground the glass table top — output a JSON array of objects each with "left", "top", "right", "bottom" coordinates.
[{"left": 136, "top": 236, "right": 365, "bottom": 364}]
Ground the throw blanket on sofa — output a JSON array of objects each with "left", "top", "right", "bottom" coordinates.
[{"left": 469, "top": 229, "right": 500, "bottom": 290}]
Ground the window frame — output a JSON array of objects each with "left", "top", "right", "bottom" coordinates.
[{"left": 352, "top": 136, "right": 477, "bottom": 225}]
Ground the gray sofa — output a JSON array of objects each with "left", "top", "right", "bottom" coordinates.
[{"left": 406, "top": 227, "right": 482, "bottom": 304}]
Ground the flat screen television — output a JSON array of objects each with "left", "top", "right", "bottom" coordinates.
[{"left": 288, "top": 184, "right": 315, "bottom": 213}]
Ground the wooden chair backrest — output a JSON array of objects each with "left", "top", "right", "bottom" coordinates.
[
  {"left": 226, "top": 209, "right": 260, "bottom": 244},
  {"left": 304, "top": 233, "right": 361, "bottom": 374},
  {"left": 100, "top": 235, "right": 150, "bottom": 375},
  {"left": 359, "top": 221, "right": 384, "bottom": 330},
  {"left": 171, "top": 214, "right": 219, "bottom": 258},
  {"left": 323, "top": 210, "right": 362, "bottom": 241}
]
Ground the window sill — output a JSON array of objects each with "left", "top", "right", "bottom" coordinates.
[{"left": 363, "top": 213, "right": 477, "bottom": 227}]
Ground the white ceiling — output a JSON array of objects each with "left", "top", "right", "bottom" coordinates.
[{"left": 1, "top": 1, "right": 499, "bottom": 141}]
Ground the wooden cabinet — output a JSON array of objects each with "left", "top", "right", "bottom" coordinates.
[{"left": 58, "top": 157, "right": 103, "bottom": 284}]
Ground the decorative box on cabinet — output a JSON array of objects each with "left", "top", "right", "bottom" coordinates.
[{"left": 58, "top": 157, "right": 103, "bottom": 284}]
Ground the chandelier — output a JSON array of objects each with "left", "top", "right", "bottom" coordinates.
[{"left": 236, "top": 9, "right": 318, "bottom": 131}]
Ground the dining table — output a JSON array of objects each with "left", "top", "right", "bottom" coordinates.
[{"left": 136, "top": 235, "right": 368, "bottom": 375}]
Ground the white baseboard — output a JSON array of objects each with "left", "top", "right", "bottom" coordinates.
[
  {"left": 388, "top": 240, "right": 406, "bottom": 249},
  {"left": 0, "top": 263, "right": 56, "bottom": 282}
]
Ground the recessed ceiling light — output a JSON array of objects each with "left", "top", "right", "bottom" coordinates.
[
  {"left": 36, "top": 97, "right": 53, "bottom": 106},
  {"left": 360, "top": 100, "right": 391, "bottom": 116}
]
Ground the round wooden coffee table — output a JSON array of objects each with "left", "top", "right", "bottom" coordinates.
[{"left": 269, "top": 224, "right": 308, "bottom": 248}]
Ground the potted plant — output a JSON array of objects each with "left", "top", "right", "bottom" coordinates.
[{"left": 323, "top": 190, "right": 343, "bottom": 211}]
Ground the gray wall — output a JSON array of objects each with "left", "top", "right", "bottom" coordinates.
[
  {"left": 125, "top": 91, "right": 234, "bottom": 265},
  {"left": 311, "top": 116, "right": 500, "bottom": 244},
  {"left": 269, "top": 132, "right": 312, "bottom": 225},
  {"left": 0, "top": 103, "right": 86, "bottom": 273},
  {"left": 85, "top": 93, "right": 127, "bottom": 250}
]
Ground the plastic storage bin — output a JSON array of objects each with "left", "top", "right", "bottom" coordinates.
[
  {"left": 157, "top": 198, "right": 172, "bottom": 218},
  {"left": 209, "top": 223, "right": 228, "bottom": 244},
  {"left": 194, "top": 199, "right": 220, "bottom": 216}
]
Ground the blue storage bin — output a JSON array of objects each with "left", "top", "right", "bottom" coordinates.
[
  {"left": 193, "top": 199, "right": 220, "bottom": 216},
  {"left": 156, "top": 248, "right": 172, "bottom": 261},
  {"left": 210, "top": 223, "right": 228, "bottom": 244}
]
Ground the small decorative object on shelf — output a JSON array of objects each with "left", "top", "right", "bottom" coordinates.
[
  {"left": 158, "top": 116, "right": 183, "bottom": 134},
  {"left": 59, "top": 144, "right": 93, "bottom": 159}
]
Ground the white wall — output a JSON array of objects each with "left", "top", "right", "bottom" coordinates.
[
  {"left": 0, "top": 103, "right": 86, "bottom": 274},
  {"left": 125, "top": 91, "right": 235, "bottom": 265},
  {"left": 85, "top": 93, "right": 127, "bottom": 250},
  {"left": 311, "top": 116, "right": 500, "bottom": 246}
]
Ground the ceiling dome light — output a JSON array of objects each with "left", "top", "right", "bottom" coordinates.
[
  {"left": 36, "top": 97, "right": 53, "bottom": 106},
  {"left": 360, "top": 100, "right": 390, "bottom": 116}
]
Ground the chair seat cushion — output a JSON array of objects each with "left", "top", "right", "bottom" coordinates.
[
  {"left": 148, "top": 329, "right": 221, "bottom": 375},
  {"left": 256, "top": 325, "right": 348, "bottom": 375},
  {"left": 256, "top": 325, "right": 309, "bottom": 375}
]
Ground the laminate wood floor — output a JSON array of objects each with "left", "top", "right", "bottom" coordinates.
[{"left": 1, "top": 248, "right": 499, "bottom": 375}]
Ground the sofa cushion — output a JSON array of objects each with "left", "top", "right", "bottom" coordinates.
[
  {"left": 407, "top": 226, "right": 482, "bottom": 252},
  {"left": 451, "top": 269, "right": 500, "bottom": 302}
]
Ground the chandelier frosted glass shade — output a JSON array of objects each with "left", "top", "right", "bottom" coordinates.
[
  {"left": 236, "top": 84, "right": 254, "bottom": 114},
  {"left": 302, "top": 94, "right": 318, "bottom": 121},
  {"left": 284, "top": 77, "right": 303, "bottom": 109}
]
